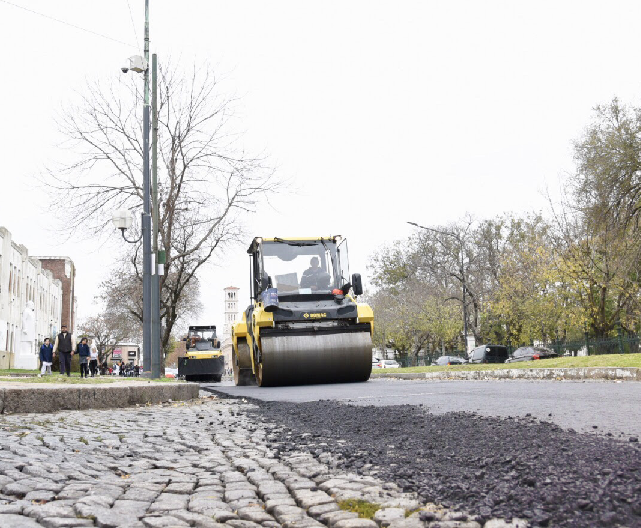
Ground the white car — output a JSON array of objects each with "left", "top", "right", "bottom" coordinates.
[
  {"left": 372, "top": 358, "right": 381, "bottom": 369},
  {"left": 379, "top": 359, "right": 400, "bottom": 369}
]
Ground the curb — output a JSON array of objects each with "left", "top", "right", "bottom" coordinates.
[
  {"left": 372, "top": 367, "right": 641, "bottom": 382},
  {"left": 0, "top": 382, "right": 199, "bottom": 414}
]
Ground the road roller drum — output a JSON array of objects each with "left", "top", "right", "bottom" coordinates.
[{"left": 256, "top": 331, "right": 372, "bottom": 386}]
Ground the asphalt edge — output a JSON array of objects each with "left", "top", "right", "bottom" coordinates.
[
  {"left": 0, "top": 382, "right": 200, "bottom": 414},
  {"left": 372, "top": 366, "right": 641, "bottom": 382}
]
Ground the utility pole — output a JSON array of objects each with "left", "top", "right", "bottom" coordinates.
[
  {"left": 141, "top": 0, "right": 152, "bottom": 376},
  {"left": 151, "top": 53, "right": 161, "bottom": 379},
  {"left": 460, "top": 249, "right": 468, "bottom": 344}
]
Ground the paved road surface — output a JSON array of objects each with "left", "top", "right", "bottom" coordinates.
[{"left": 204, "top": 378, "right": 641, "bottom": 438}]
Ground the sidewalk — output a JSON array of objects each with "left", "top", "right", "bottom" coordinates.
[
  {"left": 0, "top": 395, "right": 520, "bottom": 528},
  {"left": 0, "top": 380, "right": 198, "bottom": 414}
]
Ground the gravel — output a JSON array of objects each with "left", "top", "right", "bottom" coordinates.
[{"left": 251, "top": 400, "right": 641, "bottom": 527}]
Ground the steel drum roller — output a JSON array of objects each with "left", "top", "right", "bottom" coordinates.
[{"left": 257, "top": 331, "right": 373, "bottom": 386}]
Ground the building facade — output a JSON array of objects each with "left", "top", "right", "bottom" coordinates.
[
  {"left": 0, "top": 227, "right": 63, "bottom": 366},
  {"left": 35, "top": 257, "right": 76, "bottom": 333},
  {"left": 109, "top": 343, "right": 141, "bottom": 366}
]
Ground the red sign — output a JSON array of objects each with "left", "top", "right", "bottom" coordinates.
[{"left": 112, "top": 348, "right": 122, "bottom": 359}]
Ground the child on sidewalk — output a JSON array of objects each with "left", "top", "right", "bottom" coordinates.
[
  {"left": 39, "top": 338, "right": 53, "bottom": 376},
  {"left": 76, "top": 337, "right": 91, "bottom": 378}
]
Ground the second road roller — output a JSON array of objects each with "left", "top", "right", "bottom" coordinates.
[
  {"left": 231, "top": 236, "right": 374, "bottom": 386},
  {"left": 178, "top": 325, "right": 224, "bottom": 382}
]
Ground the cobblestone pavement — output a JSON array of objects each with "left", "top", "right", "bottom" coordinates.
[{"left": 0, "top": 395, "right": 519, "bottom": 528}]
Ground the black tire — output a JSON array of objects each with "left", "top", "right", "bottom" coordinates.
[
  {"left": 233, "top": 340, "right": 256, "bottom": 386},
  {"left": 233, "top": 360, "right": 256, "bottom": 386}
]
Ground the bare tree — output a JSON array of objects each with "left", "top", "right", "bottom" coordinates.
[
  {"left": 45, "top": 63, "right": 276, "bottom": 358},
  {"left": 79, "top": 311, "right": 131, "bottom": 364},
  {"left": 98, "top": 261, "right": 202, "bottom": 351}
]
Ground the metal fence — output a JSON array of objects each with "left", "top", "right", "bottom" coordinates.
[
  {"left": 394, "top": 335, "right": 641, "bottom": 368},
  {"left": 540, "top": 335, "right": 640, "bottom": 356}
]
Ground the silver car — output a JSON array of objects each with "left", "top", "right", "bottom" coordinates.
[{"left": 379, "top": 359, "right": 400, "bottom": 369}]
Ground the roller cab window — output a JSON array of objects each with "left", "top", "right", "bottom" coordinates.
[{"left": 261, "top": 239, "right": 340, "bottom": 296}]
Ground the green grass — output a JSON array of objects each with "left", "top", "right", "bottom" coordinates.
[
  {"left": 0, "top": 369, "right": 39, "bottom": 375},
  {"left": 338, "top": 499, "right": 381, "bottom": 519},
  {"left": 0, "top": 374, "right": 183, "bottom": 384},
  {"left": 373, "top": 353, "right": 641, "bottom": 374}
]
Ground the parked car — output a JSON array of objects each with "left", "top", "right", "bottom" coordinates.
[
  {"left": 468, "top": 344, "right": 509, "bottom": 364},
  {"left": 165, "top": 367, "right": 178, "bottom": 378},
  {"left": 505, "top": 346, "right": 558, "bottom": 363},
  {"left": 379, "top": 359, "right": 400, "bottom": 369},
  {"left": 372, "top": 358, "right": 381, "bottom": 369},
  {"left": 433, "top": 355, "right": 467, "bottom": 366}
]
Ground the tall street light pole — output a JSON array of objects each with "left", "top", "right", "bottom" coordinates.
[
  {"left": 407, "top": 221, "right": 469, "bottom": 351},
  {"left": 141, "top": 0, "right": 152, "bottom": 376},
  {"left": 151, "top": 53, "right": 161, "bottom": 379},
  {"left": 119, "top": 0, "right": 161, "bottom": 377}
]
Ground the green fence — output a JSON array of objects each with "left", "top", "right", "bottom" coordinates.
[
  {"left": 395, "top": 335, "right": 641, "bottom": 367},
  {"left": 541, "top": 335, "right": 640, "bottom": 356}
]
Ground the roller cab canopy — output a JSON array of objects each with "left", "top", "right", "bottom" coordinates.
[
  {"left": 186, "top": 326, "right": 220, "bottom": 351},
  {"left": 247, "top": 236, "right": 354, "bottom": 301}
]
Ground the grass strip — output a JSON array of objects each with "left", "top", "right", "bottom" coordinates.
[
  {"left": 338, "top": 499, "right": 381, "bottom": 519},
  {"left": 0, "top": 374, "right": 182, "bottom": 384},
  {"left": 373, "top": 353, "right": 641, "bottom": 374}
]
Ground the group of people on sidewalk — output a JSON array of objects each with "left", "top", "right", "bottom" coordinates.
[{"left": 38, "top": 324, "right": 100, "bottom": 378}]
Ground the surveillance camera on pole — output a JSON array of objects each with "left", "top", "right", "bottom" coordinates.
[{"left": 121, "top": 55, "right": 148, "bottom": 74}]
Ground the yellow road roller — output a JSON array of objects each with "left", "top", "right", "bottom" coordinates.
[
  {"left": 231, "top": 236, "right": 374, "bottom": 386},
  {"left": 178, "top": 326, "right": 224, "bottom": 382}
]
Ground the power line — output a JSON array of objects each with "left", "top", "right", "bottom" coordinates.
[
  {"left": 0, "top": 0, "right": 137, "bottom": 48},
  {"left": 126, "top": 0, "right": 141, "bottom": 52}
]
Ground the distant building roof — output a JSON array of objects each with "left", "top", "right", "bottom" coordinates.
[{"left": 224, "top": 286, "right": 240, "bottom": 290}]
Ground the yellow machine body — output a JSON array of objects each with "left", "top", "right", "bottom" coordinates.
[{"left": 179, "top": 325, "right": 225, "bottom": 382}]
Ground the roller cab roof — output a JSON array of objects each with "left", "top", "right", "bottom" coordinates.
[{"left": 247, "top": 236, "right": 342, "bottom": 254}]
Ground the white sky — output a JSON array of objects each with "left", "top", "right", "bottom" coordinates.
[{"left": 2, "top": 0, "right": 641, "bottom": 336}]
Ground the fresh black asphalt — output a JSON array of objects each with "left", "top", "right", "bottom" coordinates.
[
  {"left": 207, "top": 378, "right": 641, "bottom": 438},
  {"left": 203, "top": 379, "right": 641, "bottom": 527}
]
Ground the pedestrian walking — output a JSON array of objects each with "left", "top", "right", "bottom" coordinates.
[
  {"left": 89, "top": 341, "right": 99, "bottom": 377},
  {"left": 39, "top": 338, "right": 53, "bottom": 376},
  {"left": 77, "top": 337, "right": 90, "bottom": 378},
  {"left": 52, "top": 324, "right": 76, "bottom": 376}
]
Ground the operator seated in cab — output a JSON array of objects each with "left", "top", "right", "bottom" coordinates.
[{"left": 300, "top": 257, "right": 331, "bottom": 291}]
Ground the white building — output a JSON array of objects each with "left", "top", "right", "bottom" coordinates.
[
  {"left": 0, "top": 227, "right": 63, "bottom": 367},
  {"left": 223, "top": 286, "right": 240, "bottom": 339},
  {"left": 221, "top": 286, "right": 240, "bottom": 373}
]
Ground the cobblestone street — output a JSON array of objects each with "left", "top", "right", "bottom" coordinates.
[{"left": 0, "top": 395, "right": 503, "bottom": 528}]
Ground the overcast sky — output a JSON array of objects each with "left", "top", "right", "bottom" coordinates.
[{"left": 2, "top": 0, "right": 641, "bottom": 336}]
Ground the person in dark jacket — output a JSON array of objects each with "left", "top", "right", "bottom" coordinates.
[
  {"left": 76, "top": 337, "right": 91, "bottom": 378},
  {"left": 39, "top": 338, "right": 53, "bottom": 376},
  {"left": 52, "top": 324, "right": 76, "bottom": 376}
]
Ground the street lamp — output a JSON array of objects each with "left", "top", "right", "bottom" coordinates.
[
  {"left": 111, "top": 210, "right": 140, "bottom": 243},
  {"left": 119, "top": 0, "right": 153, "bottom": 377},
  {"left": 407, "top": 221, "right": 471, "bottom": 354}
]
